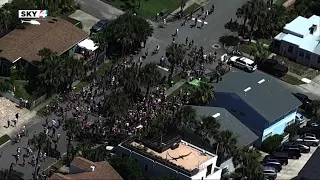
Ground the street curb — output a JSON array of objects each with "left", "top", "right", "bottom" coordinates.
[{"left": 0, "top": 139, "right": 11, "bottom": 148}]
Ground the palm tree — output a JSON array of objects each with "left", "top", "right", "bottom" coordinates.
[
  {"left": 64, "top": 118, "right": 81, "bottom": 145},
  {"left": 166, "top": 43, "right": 186, "bottom": 79},
  {"left": 29, "top": 132, "right": 49, "bottom": 177},
  {"left": 62, "top": 56, "right": 86, "bottom": 90},
  {"left": 236, "top": 2, "right": 251, "bottom": 35},
  {"left": 119, "top": 66, "right": 140, "bottom": 96},
  {"left": 232, "top": 147, "right": 263, "bottom": 180},
  {"left": 103, "top": 91, "right": 132, "bottom": 119},
  {"left": 140, "top": 63, "right": 161, "bottom": 98},
  {"left": 0, "top": 168, "right": 23, "bottom": 180},
  {"left": 247, "top": 0, "right": 267, "bottom": 43},
  {"left": 189, "top": 82, "right": 215, "bottom": 105},
  {"left": 308, "top": 100, "right": 320, "bottom": 116},
  {"left": 249, "top": 41, "right": 269, "bottom": 64},
  {"left": 199, "top": 116, "right": 220, "bottom": 139},
  {"left": 215, "top": 130, "right": 238, "bottom": 166},
  {"left": 174, "top": 106, "right": 199, "bottom": 132}
]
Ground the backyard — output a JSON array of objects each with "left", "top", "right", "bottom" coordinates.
[{"left": 103, "top": 0, "right": 181, "bottom": 19}]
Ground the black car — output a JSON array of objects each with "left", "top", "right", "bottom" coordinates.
[
  {"left": 262, "top": 162, "right": 282, "bottom": 172},
  {"left": 265, "top": 154, "right": 288, "bottom": 165},
  {"left": 274, "top": 147, "right": 301, "bottom": 159},
  {"left": 293, "top": 93, "right": 312, "bottom": 110},
  {"left": 258, "top": 59, "right": 288, "bottom": 77},
  {"left": 282, "top": 142, "right": 310, "bottom": 153},
  {"left": 91, "top": 20, "right": 108, "bottom": 33}
]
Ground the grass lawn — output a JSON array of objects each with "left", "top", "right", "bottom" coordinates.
[
  {"left": 45, "top": 158, "right": 65, "bottom": 175},
  {"left": 280, "top": 74, "right": 303, "bottom": 85},
  {"left": 95, "top": 61, "right": 113, "bottom": 77},
  {"left": 258, "top": 38, "right": 272, "bottom": 45},
  {"left": 167, "top": 83, "right": 190, "bottom": 100},
  {"left": 273, "top": 55, "right": 311, "bottom": 76},
  {"left": 0, "top": 134, "right": 11, "bottom": 146},
  {"left": 13, "top": 80, "right": 37, "bottom": 101},
  {"left": 237, "top": 43, "right": 251, "bottom": 55},
  {"left": 103, "top": 0, "right": 181, "bottom": 19},
  {"left": 275, "top": 0, "right": 288, "bottom": 6},
  {"left": 73, "top": 81, "right": 90, "bottom": 92},
  {"left": 183, "top": 3, "right": 201, "bottom": 16},
  {"left": 166, "top": 73, "right": 184, "bottom": 89}
]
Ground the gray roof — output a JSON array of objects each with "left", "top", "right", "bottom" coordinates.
[
  {"left": 192, "top": 105, "right": 259, "bottom": 147},
  {"left": 213, "top": 71, "right": 302, "bottom": 123}
]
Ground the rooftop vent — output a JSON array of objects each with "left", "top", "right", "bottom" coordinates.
[
  {"left": 244, "top": 87, "right": 251, "bottom": 92},
  {"left": 258, "top": 79, "right": 265, "bottom": 84},
  {"left": 309, "top": 24, "right": 317, "bottom": 34},
  {"left": 212, "top": 113, "right": 220, "bottom": 118},
  {"left": 90, "top": 166, "right": 95, "bottom": 172}
]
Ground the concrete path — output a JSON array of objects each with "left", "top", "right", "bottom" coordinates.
[
  {"left": 77, "top": 0, "right": 124, "bottom": 20},
  {"left": 167, "top": 79, "right": 187, "bottom": 96},
  {"left": 170, "top": 0, "right": 210, "bottom": 17}
]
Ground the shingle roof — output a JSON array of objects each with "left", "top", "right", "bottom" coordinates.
[
  {"left": 0, "top": 17, "right": 88, "bottom": 62},
  {"left": 50, "top": 157, "right": 123, "bottom": 180},
  {"left": 298, "top": 147, "right": 320, "bottom": 180},
  {"left": 191, "top": 106, "right": 259, "bottom": 147},
  {"left": 213, "top": 71, "right": 302, "bottom": 123}
]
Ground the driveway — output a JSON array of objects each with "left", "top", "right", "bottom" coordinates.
[
  {"left": 77, "top": 0, "right": 124, "bottom": 20},
  {"left": 69, "top": 10, "right": 99, "bottom": 34},
  {"left": 276, "top": 146, "right": 318, "bottom": 179}
]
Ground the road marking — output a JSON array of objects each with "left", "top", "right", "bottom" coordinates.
[
  {"left": 301, "top": 78, "right": 311, "bottom": 83},
  {"left": 191, "top": 18, "right": 208, "bottom": 24},
  {"left": 157, "top": 65, "right": 169, "bottom": 72}
]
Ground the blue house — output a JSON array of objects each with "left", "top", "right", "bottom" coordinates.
[{"left": 210, "top": 71, "right": 302, "bottom": 145}]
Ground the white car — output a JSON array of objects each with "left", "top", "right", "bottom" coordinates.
[
  {"left": 228, "top": 56, "right": 257, "bottom": 72},
  {"left": 295, "top": 113, "right": 305, "bottom": 124}
]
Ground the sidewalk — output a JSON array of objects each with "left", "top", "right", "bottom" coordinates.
[
  {"left": 167, "top": 79, "right": 187, "bottom": 95},
  {"left": 170, "top": 0, "right": 210, "bottom": 17}
]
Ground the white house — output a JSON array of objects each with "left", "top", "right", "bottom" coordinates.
[
  {"left": 115, "top": 135, "right": 222, "bottom": 180},
  {"left": 272, "top": 15, "right": 320, "bottom": 69}
]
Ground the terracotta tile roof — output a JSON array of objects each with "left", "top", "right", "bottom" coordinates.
[
  {"left": 0, "top": 17, "right": 88, "bottom": 62},
  {"left": 50, "top": 173, "right": 72, "bottom": 180},
  {"left": 50, "top": 157, "right": 123, "bottom": 180}
]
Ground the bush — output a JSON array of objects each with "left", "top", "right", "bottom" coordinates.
[
  {"left": 0, "top": 134, "right": 11, "bottom": 146},
  {"left": 261, "top": 134, "right": 283, "bottom": 153},
  {"left": 285, "top": 123, "right": 300, "bottom": 138},
  {"left": 0, "top": 79, "right": 12, "bottom": 92}
]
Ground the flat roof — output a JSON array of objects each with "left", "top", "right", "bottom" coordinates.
[
  {"left": 0, "top": 17, "right": 88, "bottom": 62},
  {"left": 130, "top": 140, "right": 213, "bottom": 171},
  {"left": 213, "top": 71, "right": 302, "bottom": 123}
]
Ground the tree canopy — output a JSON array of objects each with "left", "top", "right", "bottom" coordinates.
[
  {"left": 110, "top": 157, "right": 143, "bottom": 180},
  {"left": 93, "top": 13, "right": 153, "bottom": 57}
]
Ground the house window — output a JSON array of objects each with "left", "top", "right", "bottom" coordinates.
[
  {"left": 240, "top": 112, "right": 246, "bottom": 116},
  {"left": 288, "top": 46, "right": 293, "bottom": 53},
  {"left": 264, "top": 132, "right": 272, "bottom": 139},
  {"left": 144, "top": 164, "right": 148, "bottom": 172},
  {"left": 317, "top": 56, "right": 320, "bottom": 63},
  {"left": 286, "top": 119, "right": 295, "bottom": 126},
  {"left": 299, "top": 51, "right": 304, "bottom": 57},
  {"left": 305, "top": 53, "right": 311, "bottom": 60}
]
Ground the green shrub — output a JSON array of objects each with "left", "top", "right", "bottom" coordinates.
[
  {"left": 261, "top": 134, "right": 283, "bottom": 153},
  {"left": 0, "top": 134, "right": 11, "bottom": 146},
  {"left": 0, "top": 79, "right": 12, "bottom": 92},
  {"left": 285, "top": 123, "right": 300, "bottom": 138}
]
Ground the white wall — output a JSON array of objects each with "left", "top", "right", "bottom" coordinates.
[
  {"left": 0, "top": 0, "right": 9, "bottom": 7},
  {"left": 192, "top": 156, "right": 221, "bottom": 180}
]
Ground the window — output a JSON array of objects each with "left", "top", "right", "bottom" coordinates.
[
  {"left": 144, "top": 164, "right": 148, "bottom": 172},
  {"left": 206, "top": 164, "right": 213, "bottom": 177},
  {"left": 286, "top": 119, "right": 295, "bottom": 126},
  {"left": 264, "top": 132, "right": 272, "bottom": 139},
  {"left": 299, "top": 51, "right": 305, "bottom": 57},
  {"left": 288, "top": 46, "right": 293, "bottom": 53},
  {"left": 305, "top": 53, "right": 311, "bottom": 60},
  {"left": 318, "top": 56, "right": 320, "bottom": 63}
]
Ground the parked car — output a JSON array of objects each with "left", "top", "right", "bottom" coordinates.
[
  {"left": 263, "top": 166, "right": 277, "bottom": 180},
  {"left": 262, "top": 161, "right": 282, "bottom": 172},
  {"left": 227, "top": 56, "right": 257, "bottom": 72},
  {"left": 267, "top": 153, "right": 289, "bottom": 165},
  {"left": 295, "top": 113, "right": 305, "bottom": 125},
  {"left": 91, "top": 20, "right": 108, "bottom": 33},
  {"left": 301, "top": 133, "right": 316, "bottom": 139},
  {"left": 282, "top": 142, "right": 310, "bottom": 153},
  {"left": 295, "top": 136, "right": 319, "bottom": 147},
  {"left": 258, "top": 59, "right": 288, "bottom": 77},
  {"left": 274, "top": 147, "right": 301, "bottom": 159},
  {"left": 293, "top": 93, "right": 312, "bottom": 110}
]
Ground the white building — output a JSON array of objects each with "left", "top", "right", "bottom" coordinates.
[
  {"left": 0, "top": 0, "right": 10, "bottom": 7},
  {"left": 272, "top": 15, "right": 320, "bottom": 69},
  {"left": 115, "top": 135, "right": 222, "bottom": 180}
]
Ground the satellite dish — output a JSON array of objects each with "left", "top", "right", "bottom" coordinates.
[
  {"left": 21, "top": 20, "right": 41, "bottom": 25},
  {"left": 106, "top": 146, "right": 114, "bottom": 151}
]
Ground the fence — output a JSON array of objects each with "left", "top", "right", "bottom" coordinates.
[{"left": 27, "top": 94, "right": 47, "bottom": 110}]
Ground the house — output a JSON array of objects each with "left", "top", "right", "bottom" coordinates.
[
  {"left": 209, "top": 71, "right": 302, "bottom": 146},
  {"left": 50, "top": 157, "right": 123, "bottom": 180},
  {"left": 272, "top": 15, "right": 320, "bottom": 69},
  {"left": 0, "top": 17, "right": 88, "bottom": 76},
  {"left": 115, "top": 135, "right": 222, "bottom": 180}
]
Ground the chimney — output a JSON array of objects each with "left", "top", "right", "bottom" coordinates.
[
  {"left": 309, "top": 24, "right": 317, "bottom": 34},
  {"left": 90, "top": 166, "right": 95, "bottom": 172}
]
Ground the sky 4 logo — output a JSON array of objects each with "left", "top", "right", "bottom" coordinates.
[{"left": 18, "top": 10, "right": 48, "bottom": 19}]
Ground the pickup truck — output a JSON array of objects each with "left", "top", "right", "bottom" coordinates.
[{"left": 258, "top": 59, "right": 288, "bottom": 77}]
